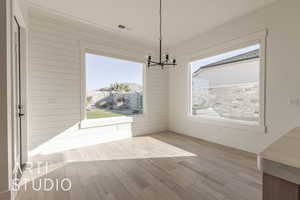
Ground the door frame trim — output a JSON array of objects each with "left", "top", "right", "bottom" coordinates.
[
  {"left": 13, "top": 9, "right": 29, "bottom": 167},
  {"left": 13, "top": 16, "right": 22, "bottom": 167}
]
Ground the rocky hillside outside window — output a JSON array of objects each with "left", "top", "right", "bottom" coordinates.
[{"left": 190, "top": 44, "right": 260, "bottom": 123}]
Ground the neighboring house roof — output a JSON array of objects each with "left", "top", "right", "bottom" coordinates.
[{"left": 193, "top": 49, "right": 259, "bottom": 76}]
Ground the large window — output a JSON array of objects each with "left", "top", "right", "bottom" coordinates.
[
  {"left": 85, "top": 53, "right": 144, "bottom": 119},
  {"left": 190, "top": 44, "right": 261, "bottom": 123}
]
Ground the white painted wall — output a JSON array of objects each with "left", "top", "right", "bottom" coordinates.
[
  {"left": 28, "top": 8, "right": 168, "bottom": 151},
  {"left": 168, "top": 0, "right": 300, "bottom": 154},
  {"left": 27, "top": 0, "right": 300, "bottom": 156}
]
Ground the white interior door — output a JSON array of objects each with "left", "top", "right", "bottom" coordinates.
[{"left": 12, "top": 17, "right": 23, "bottom": 177}]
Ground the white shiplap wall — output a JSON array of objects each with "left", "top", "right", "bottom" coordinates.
[{"left": 28, "top": 8, "right": 168, "bottom": 150}]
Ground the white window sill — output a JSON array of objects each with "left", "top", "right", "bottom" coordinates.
[
  {"left": 80, "top": 116, "right": 134, "bottom": 129},
  {"left": 187, "top": 114, "right": 267, "bottom": 134}
]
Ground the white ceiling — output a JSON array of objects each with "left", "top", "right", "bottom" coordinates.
[{"left": 28, "top": 0, "right": 277, "bottom": 47}]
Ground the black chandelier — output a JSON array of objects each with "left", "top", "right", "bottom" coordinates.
[{"left": 147, "top": 0, "right": 176, "bottom": 69}]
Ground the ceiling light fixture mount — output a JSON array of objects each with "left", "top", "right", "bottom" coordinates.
[{"left": 147, "top": 0, "right": 176, "bottom": 70}]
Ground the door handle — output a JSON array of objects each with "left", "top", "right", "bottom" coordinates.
[{"left": 19, "top": 113, "right": 25, "bottom": 117}]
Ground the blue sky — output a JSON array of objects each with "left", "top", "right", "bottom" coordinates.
[
  {"left": 86, "top": 53, "right": 143, "bottom": 91},
  {"left": 191, "top": 44, "right": 260, "bottom": 73},
  {"left": 86, "top": 45, "right": 259, "bottom": 91}
]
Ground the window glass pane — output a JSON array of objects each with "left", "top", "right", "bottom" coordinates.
[
  {"left": 191, "top": 44, "right": 260, "bottom": 123},
  {"left": 85, "top": 53, "right": 144, "bottom": 119}
]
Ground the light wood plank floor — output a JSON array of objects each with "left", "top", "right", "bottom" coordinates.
[{"left": 17, "top": 132, "right": 262, "bottom": 200}]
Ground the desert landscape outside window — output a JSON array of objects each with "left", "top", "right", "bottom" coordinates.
[
  {"left": 190, "top": 44, "right": 260, "bottom": 123},
  {"left": 85, "top": 53, "right": 144, "bottom": 119}
]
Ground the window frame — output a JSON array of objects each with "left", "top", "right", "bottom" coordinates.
[
  {"left": 79, "top": 43, "right": 147, "bottom": 129},
  {"left": 187, "top": 30, "right": 267, "bottom": 133}
]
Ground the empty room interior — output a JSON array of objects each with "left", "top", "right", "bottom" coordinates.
[{"left": 1, "top": 0, "right": 300, "bottom": 199}]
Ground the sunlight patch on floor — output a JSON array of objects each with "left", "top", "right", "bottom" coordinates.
[
  {"left": 24, "top": 135, "right": 196, "bottom": 187},
  {"left": 29, "top": 124, "right": 133, "bottom": 156},
  {"left": 29, "top": 136, "right": 196, "bottom": 164}
]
